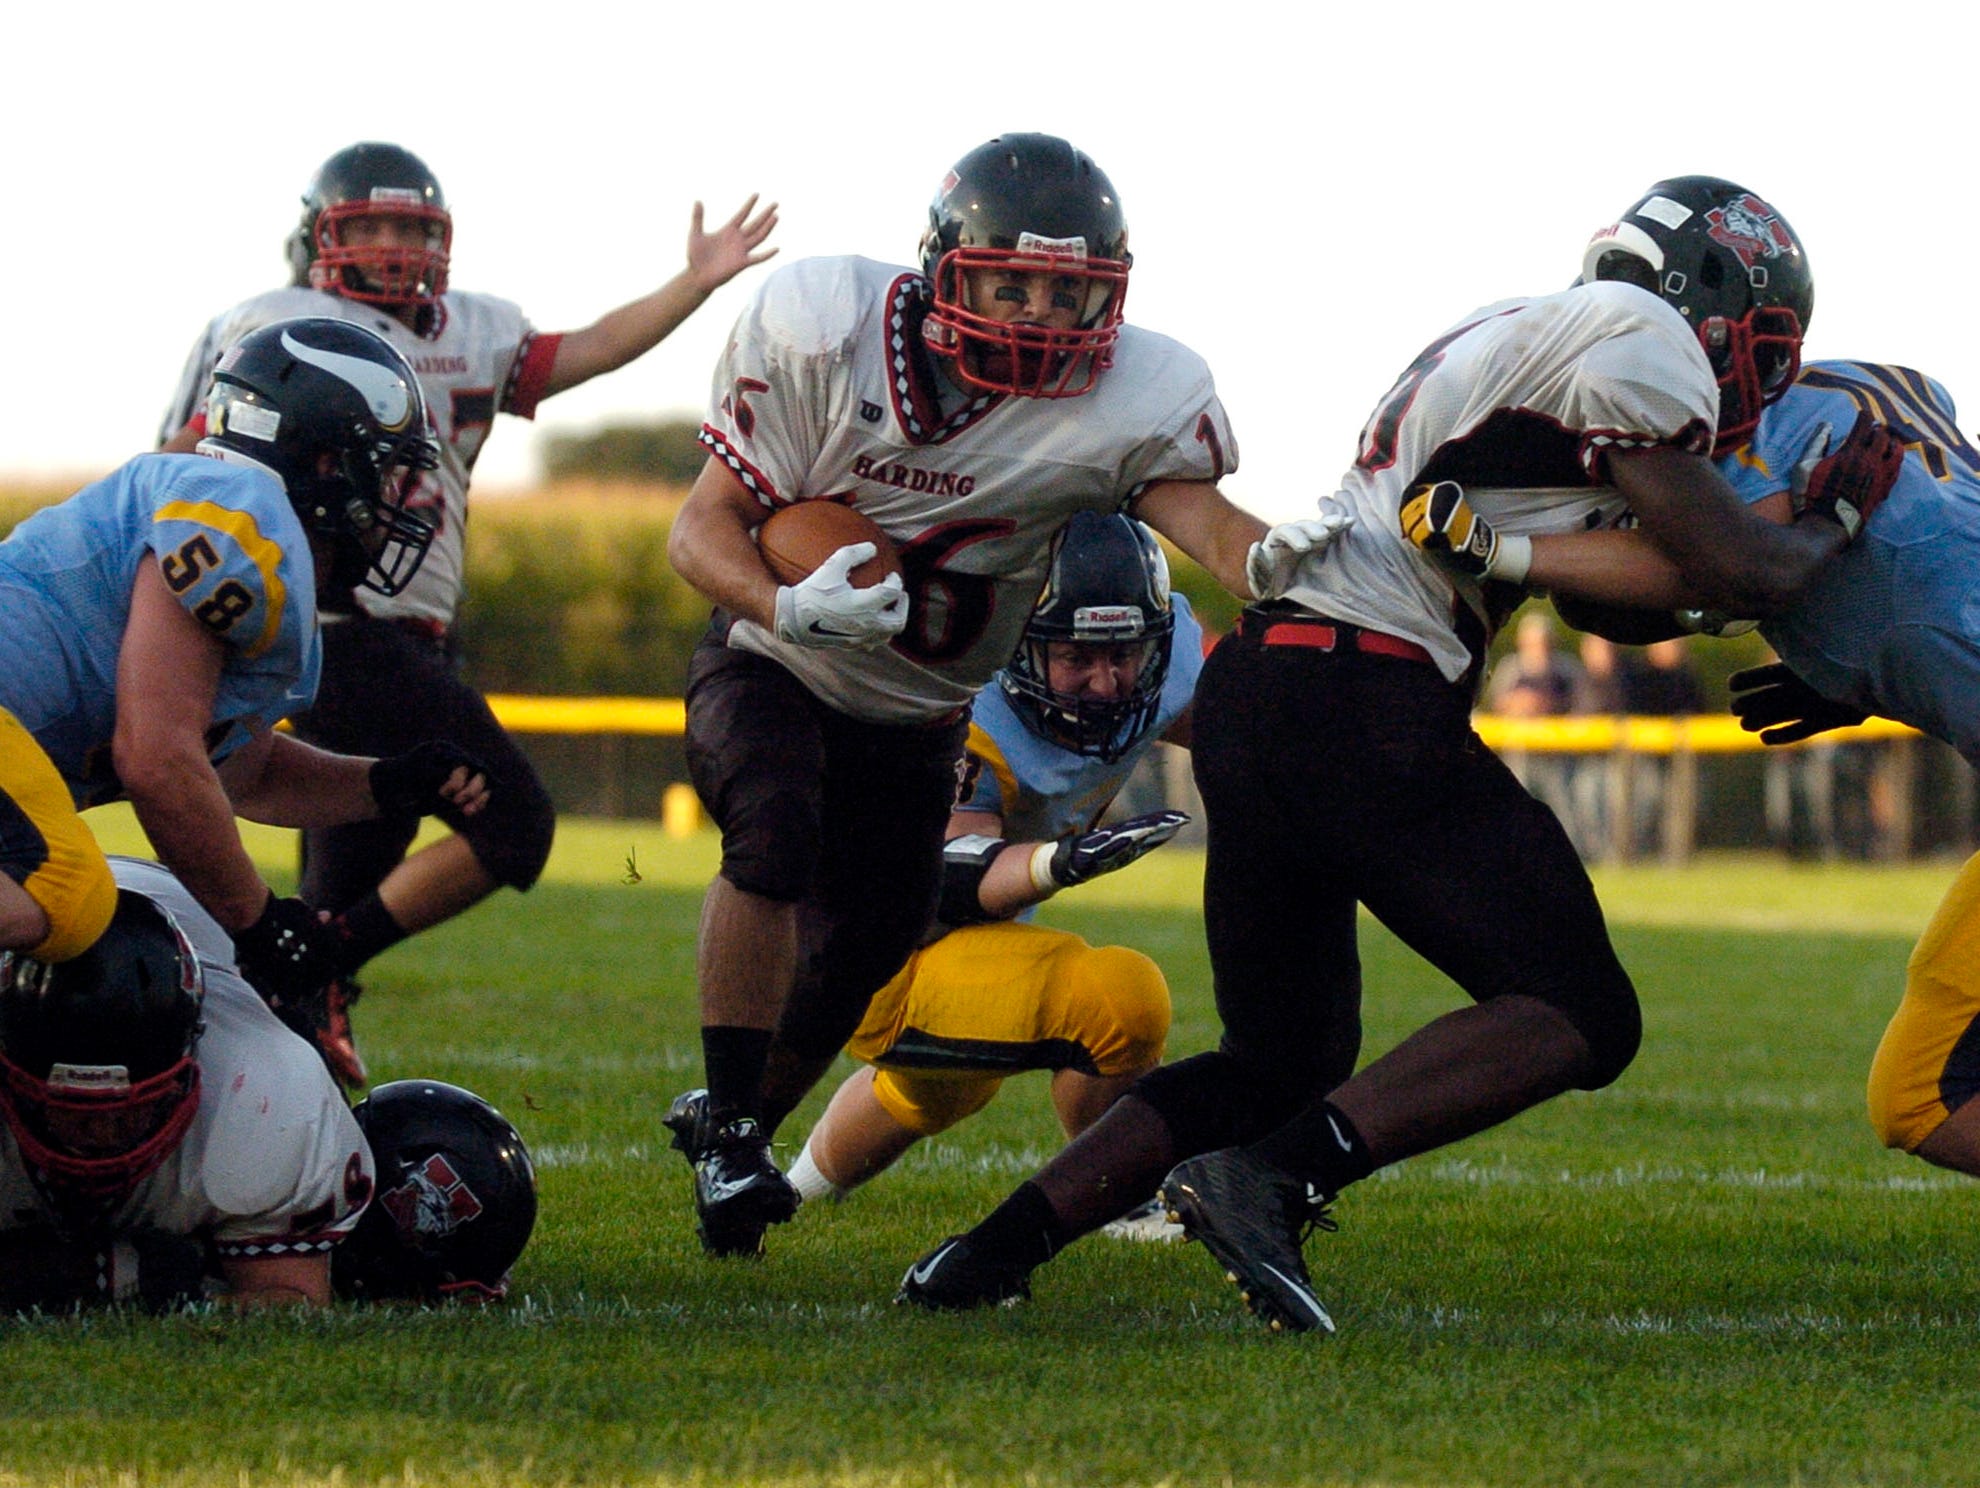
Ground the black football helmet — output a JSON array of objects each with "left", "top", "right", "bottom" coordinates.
[
  {"left": 920, "top": 134, "right": 1131, "bottom": 398},
  {"left": 1001, "top": 511, "right": 1175, "bottom": 763},
  {"left": 289, "top": 142, "right": 452, "bottom": 308},
  {"left": 335, "top": 1080, "right": 538, "bottom": 1303},
  {"left": 1583, "top": 176, "right": 1812, "bottom": 452},
  {"left": 0, "top": 891, "right": 204, "bottom": 1214},
  {"left": 202, "top": 317, "right": 440, "bottom": 596}
]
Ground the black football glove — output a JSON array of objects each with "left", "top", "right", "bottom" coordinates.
[
  {"left": 370, "top": 741, "right": 490, "bottom": 818},
  {"left": 1728, "top": 663, "right": 1869, "bottom": 745},
  {"left": 1792, "top": 410, "right": 1905, "bottom": 542},
  {"left": 233, "top": 893, "right": 342, "bottom": 1006},
  {"left": 1035, "top": 810, "right": 1190, "bottom": 892}
]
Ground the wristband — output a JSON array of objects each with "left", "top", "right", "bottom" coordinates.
[
  {"left": 1491, "top": 533, "right": 1533, "bottom": 586},
  {"left": 1028, "top": 841, "right": 1063, "bottom": 897}
]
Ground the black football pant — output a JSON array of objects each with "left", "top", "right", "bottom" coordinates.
[
  {"left": 1190, "top": 620, "right": 1637, "bottom": 1119},
  {"left": 292, "top": 614, "right": 556, "bottom": 910},
  {"left": 683, "top": 628, "right": 969, "bottom": 1066}
]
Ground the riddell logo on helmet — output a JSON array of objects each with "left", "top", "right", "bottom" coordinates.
[
  {"left": 368, "top": 187, "right": 427, "bottom": 207},
  {"left": 1705, "top": 196, "right": 1794, "bottom": 268},
  {"left": 381, "top": 1152, "right": 485, "bottom": 1241}
]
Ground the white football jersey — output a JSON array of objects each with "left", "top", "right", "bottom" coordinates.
[
  {"left": 702, "top": 256, "right": 1237, "bottom": 723},
  {"left": 0, "top": 859, "right": 373, "bottom": 1257},
  {"left": 1278, "top": 281, "right": 1718, "bottom": 682},
  {"left": 159, "top": 287, "right": 561, "bottom": 628}
]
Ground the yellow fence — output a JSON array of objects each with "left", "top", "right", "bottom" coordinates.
[{"left": 478, "top": 693, "right": 1920, "bottom": 755}]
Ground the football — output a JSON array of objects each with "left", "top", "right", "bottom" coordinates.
[{"left": 756, "top": 501, "right": 903, "bottom": 588}]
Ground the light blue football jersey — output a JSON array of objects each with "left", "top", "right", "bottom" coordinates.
[
  {"left": 0, "top": 453, "right": 321, "bottom": 805},
  {"left": 1717, "top": 362, "right": 1980, "bottom": 766},
  {"left": 959, "top": 593, "right": 1204, "bottom": 842}
]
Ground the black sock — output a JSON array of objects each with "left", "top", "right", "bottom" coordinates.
[
  {"left": 701, "top": 1026, "right": 773, "bottom": 1121},
  {"left": 330, "top": 893, "right": 407, "bottom": 976},
  {"left": 966, "top": 1181, "right": 1069, "bottom": 1272},
  {"left": 1250, "top": 1100, "right": 1376, "bottom": 1198}
]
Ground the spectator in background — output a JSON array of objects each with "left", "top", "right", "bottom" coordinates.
[
  {"left": 1486, "top": 611, "right": 1599, "bottom": 856},
  {"left": 1616, "top": 637, "right": 1706, "bottom": 859}
]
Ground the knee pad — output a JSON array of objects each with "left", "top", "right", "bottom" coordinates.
[
  {"left": 1066, "top": 944, "right": 1171, "bottom": 1077},
  {"left": 871, "top": 1067, "right": 1001, "bottom": 1136},
  {"left": 1131, "top": 1049, "right": 1310, "bottom": 1155},
  {"left": 459, "top": 765, "right": 557, "bottom": 891},
  {"left": 1541, "top": 977, "right": 1642, "bottom": 1091}
]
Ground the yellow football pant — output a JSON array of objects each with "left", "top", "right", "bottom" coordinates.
[
  {"left": 1867, "top": 847, "right": 1980, "bottom": 1151},
  {"left": 0, "top": 707, "right": 116, "bottom": 961},
  {"left": 845, "top": 920, "right": 1170, "bottom": 1136}
]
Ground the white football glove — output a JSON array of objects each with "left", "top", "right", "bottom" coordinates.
[
  {"left": 1245, "top": 501, "right": 1355, "bottom": 601},
  {"left": 772, "top": 542, "right": 909, "bottom": 650}
]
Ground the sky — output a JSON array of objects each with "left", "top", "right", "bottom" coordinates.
[{"left": 8, "top": 1, "right": 1976, "bottom": 525}]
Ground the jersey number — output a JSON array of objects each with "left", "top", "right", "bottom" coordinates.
[
  {"left": 161, "top": 533, "right": 257, "bottom": 635},
  {"left": 893, "top": 519, "right": 1016, "bottom": 664}
]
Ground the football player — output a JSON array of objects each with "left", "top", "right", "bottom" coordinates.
[
  {"left": 663, "top": 132, "right": 1316, "bottom": 1259},
  {"left": 157, "top": 142, "right": 779, "bottom": 1087},
  {"left": 1447, "top": 346, "right": 1980, "bottom": 1203},
  {"left": 671, "top": 513, "right": 1194, "bottom": 1217},
  {"left": 898, "top": 176, "right": 1877, "bottom": 1331},
  {"left": 0, "top": 318, "right": 486, "bottom": 1050},
  {"left": 0, "top": 858, "right": 373, "bottom": 1310}
]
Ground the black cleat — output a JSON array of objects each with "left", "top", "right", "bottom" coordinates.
[
  {"left": 894, "top": 1233, "right": 1032, "bottom": 1311},
  {"left": 265, "top": 976, "right": 367, "bottom": 1092},
  {"left": 1160, "top": 1148, "right": 1338, "bottom": 1334},
  {"left": 663, "top": 1088, "right": 801, "bottom": 1258}
]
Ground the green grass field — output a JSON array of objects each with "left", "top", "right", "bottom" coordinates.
[{"left": 1, "top": 813, "right": 1970, "bottom": 1487}]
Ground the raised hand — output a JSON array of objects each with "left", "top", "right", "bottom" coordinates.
[{"left": 687, "top": 195, "right": 781, "bottom": 293}]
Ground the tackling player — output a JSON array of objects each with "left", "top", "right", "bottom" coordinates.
[
  {"left": 1462, "top": 353, "right": 1980, "bottom": 1205},
  {"left": 671, "top": 513, "right": 1195, "bottom": 1215},
  {"left": 0, "top": 859, "right": 539, "bottom": 1312},
  {"left": 158, "top": 142, "right": 779, "bottom": 1086},
  {"left": 0, "top": 858, "right": 372, "bottom": 1309},
  {"left": 663, "top": 132, "right": 1315, "bottom": 1259},
  {"left": 0, "top": 318, "right": 486, "bottom": 1049},
  {"left": 898, "top": 176, "right": 1874, "bottom": 1331}
]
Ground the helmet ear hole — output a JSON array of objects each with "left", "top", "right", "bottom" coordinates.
[{"left": 1593, "top": 251, "right": 1658, "bottom": 293}]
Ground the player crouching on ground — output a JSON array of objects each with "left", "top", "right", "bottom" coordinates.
[
  {"left": 673, "top": 513, "right": 1196, "bottom": 1235},
  {"left": 0, "top": 858, "right": 538, "bottom": 1313}
]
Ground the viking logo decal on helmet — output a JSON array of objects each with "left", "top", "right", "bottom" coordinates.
[
  {"left": 278, "top": 329, "right": 417, "bottom": 432},
  {"left": 202, "top": 317, "right": 440, "bottom": 597}
]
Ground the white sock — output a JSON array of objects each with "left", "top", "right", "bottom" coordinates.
[{"left": 786, "top": 1137, "right": 844, "bottom": 1202}]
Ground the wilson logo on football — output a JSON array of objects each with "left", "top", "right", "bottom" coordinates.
[{"left": 381, "top": 1152, "right": 485, "bottom": 1240}]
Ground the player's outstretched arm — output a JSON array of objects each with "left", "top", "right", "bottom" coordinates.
[
  {"left": 542, "top": 194, "right": 780, "bottom": 398},
  {"left": 1132, "top": 481, "right": 1266, "bottom": 600},
  {"left": 113, "top": 563, "right": 277, "bottom": 935}
]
